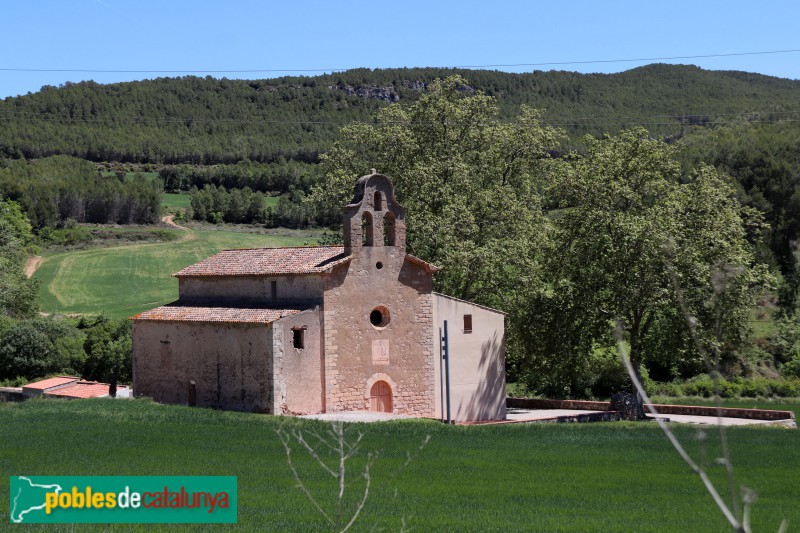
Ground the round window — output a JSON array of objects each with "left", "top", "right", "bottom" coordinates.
[
  {"left": 376, "top": 261, "right": 383, "bottom": 270},
  {"left": 370, "top": 306, "right": 390, "bottom": 328}
]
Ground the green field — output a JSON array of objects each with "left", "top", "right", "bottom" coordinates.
[
  {"left": 34, "top": 228, "right": 312, "bottom": 319},
  {"left": 161, "top": 192, "right": 191, "bottom": 209},
  {"left": 161, "top": 193, "right": 280, "bottom": 210},
  {"left": 1, "top": 399, "right": 797, "bottom": 531}
]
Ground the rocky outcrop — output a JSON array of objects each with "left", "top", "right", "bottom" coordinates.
[{"left": 330, "top": 83, "right": 399, "bottom": 103}]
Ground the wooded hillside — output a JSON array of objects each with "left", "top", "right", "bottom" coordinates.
[{"left": 1, "top": 65, "right": 799, "bottom": 164}]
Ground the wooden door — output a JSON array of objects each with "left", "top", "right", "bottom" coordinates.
[{"left": 370, "top": 381, "right": 392, "bottom": 413}]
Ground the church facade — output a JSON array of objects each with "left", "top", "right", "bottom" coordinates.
[{"left": 131, "top": 172, "right": 506, "bottom": 422}]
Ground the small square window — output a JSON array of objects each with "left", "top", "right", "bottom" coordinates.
[
  {"left": 463, "top": 314, "right": 473, "bottom": 334},
  {"left": 293, "top": 329, "right": 304, "bottom": 349}
]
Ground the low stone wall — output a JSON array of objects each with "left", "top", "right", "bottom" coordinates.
[
  {"left": 506, "top": 397, "right": 795, "bottom": 421},
  {"left": 507, "top": 398, "right": 610, "bottom": 411},
  {"left": 461, "top": 410, "right": 620, "bottom": 425},
  {"left": 650, "top": 403, "right": 794, "bottom": 421},
  {"left": 0, "top": 387, "right": 24, "bottom": 402}
]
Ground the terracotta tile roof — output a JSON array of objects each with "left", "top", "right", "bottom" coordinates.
[
  {"left": 130, "top": 306, "right": 303, "bottom": 324},
  {"left": 174, "top": 246, "right": 350, "bottom": 277},
  {"left": 44, "top": 382, "right": 127, "bottom": 399},
  {"left": 406, "top": 254, "right": 440, "bottom": 273},
  {"left": 23, "top": 376, "right": 78, "bottom": 390}
]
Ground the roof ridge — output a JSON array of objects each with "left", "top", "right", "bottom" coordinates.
[
  {"left": 432, "top": 292, "right": 506, "bottom": 315},
  {"left": 218, "top": 244, "right": 344, "bottom": 252}
]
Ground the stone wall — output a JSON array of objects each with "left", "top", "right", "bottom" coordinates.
[
  {"left": 178, "top": 275, "right": 324, "bottom": 306},
  {"left": 323, "top": 246, "right": 435, "bottom": 416},
  {"left": 132, "top": 321, "right": 274, "bottom": 412},
  {"left": 272, "top": 308, "right": 324, "bottom": 415}
]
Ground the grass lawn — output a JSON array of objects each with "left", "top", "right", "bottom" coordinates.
[
  {"left": 34, "top": 228, "right": 312, "bottom": 319},
  {"left": 0, "top": 399, "right": 797, "bottom": 531}
]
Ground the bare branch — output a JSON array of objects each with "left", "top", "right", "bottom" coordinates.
[
  {"left": 306, "top": 427, "right": 339, "bottom": 453},
  {"left": 293, "top": 430, "right": 338, "bottom": 479},
  {"left": 613, "top": 321, "right": 745, "bottom": 532},
  {"left": 665, "top": 256, "right": 743, "bottom": 521},
  {"left": 275, "top": 426, "right": 334, "bottom": 526},
  {"left": 279, "top": 419, "right": 430, "bottom": 533},
  {"left": 341, "top": 452, "right": 375, "bottom": 533}
]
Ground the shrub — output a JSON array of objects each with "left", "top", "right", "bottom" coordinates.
[
  {"left": 772, "top": 380, "right": 800, "bottom": 397},
  {"left": 740, "top": 378, "right": 770, "bottom": 397},
  {"left": 781, "top": 356, "right": 800, "bottom": 379},
  {"left": 682, "top": 374, "right": 716, "bottom": 398},
  {"left": 716, "top": 380, "right": 744, "bottom": 398}
]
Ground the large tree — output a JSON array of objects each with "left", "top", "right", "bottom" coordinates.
[
  {"left": 0, "top": 198, "right": 38, "bottom": 319},
  {"left": 522, "top": 129, "right": 771, "bottom": 404},
  {"left": 309, "top": 76, "right": 561, "bottom": 315}
]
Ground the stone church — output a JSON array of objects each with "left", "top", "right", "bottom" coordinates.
[{"left": 131, "top": 172, "right": 506, "bottom": 422}]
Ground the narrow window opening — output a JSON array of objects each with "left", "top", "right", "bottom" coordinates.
[
  {"left": 361, "top": 211, "right": 374, "bottom": 246},
  {"left": 463, "top": 314, "right": 473, "bottom": 334},
  {"left": 373, "top": 191, "right": 383, "bottom": 211},
  {"left": 271, "top": 280, "right": 277, "bottom": 300},
  {"left": 292, "top": 328, "right": 305, "bottom": 349},
  {"left": 384, "top": 212, "right": 396, "bottom": 246},
  {"left": 160, "top": 340, "right": 171, "bottom": 366}
]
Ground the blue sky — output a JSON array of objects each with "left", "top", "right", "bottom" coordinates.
[{"left": 1, "top": 0, "right": 798, "bottom": 98}]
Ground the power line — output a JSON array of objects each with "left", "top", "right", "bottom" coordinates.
[{"left": 1, "top": 48, "right": 799, "bottom": 74}]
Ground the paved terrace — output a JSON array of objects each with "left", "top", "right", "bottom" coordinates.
[{"left": 295, "top": 400, "right": 796, "bottom": 428}]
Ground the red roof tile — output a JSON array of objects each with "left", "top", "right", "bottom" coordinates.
[
  {"left": 406, "top": 254, "right": 440, "bottom": 273},
  {"left": 174, "top": 246, "right": 350, "bottom": 277},
  {"left": 45, "top": 382, "right": 127, "bottom": 399},
  {"left": 130, "top": 306, "right": 303, "bottom": 324},
  {"left": 23, "top": 376, "right": 79, "bottom": 390}
]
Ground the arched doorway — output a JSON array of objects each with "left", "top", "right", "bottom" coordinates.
[{"left": 370, "top": 380, "right": 392, "bottom": 412}]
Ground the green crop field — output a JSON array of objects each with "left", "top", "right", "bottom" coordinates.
[
  {"left": 1, "top": 399, "right": 797, "bottom": 531},
  {"left": 161, "top": 193, "right": 280, "bottom": 210},
  {"left": 161, "top": 193, "right": 192, "bottom": 209},
  {"left": 34, "top": 228, "right": 313, "bottom": 319}
]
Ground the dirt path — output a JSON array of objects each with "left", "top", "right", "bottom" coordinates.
[
  {"left": 162, "top": 215, "right": 196, "bottom": 243},
  {"left": 162, "top": 215, "right": 188, "bottom": 230},
  {"left": 24, "top": 256, "right": 43, "bottom": 278}
]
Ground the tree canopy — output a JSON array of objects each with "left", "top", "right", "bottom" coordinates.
[
  {"left": 310, "top": 76, "right": 561, "bottom": 313},
  {"left": 313, "top": 79, "right": 772, "bottom": 399},
  {"left": 0, "top": 198, "right": 38, "bottom": 319},
  {"left": 521, "top": 129, "right": 772, "bottom": 397}
]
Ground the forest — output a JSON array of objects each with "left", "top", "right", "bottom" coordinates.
[
  {"left": 0, "top": 156, "right": 161, "bottom": 228},
  {"left": 1, "top": 66, "right": 800, "bottom": 398},
  {"left": 1, "top": 65, "right": 799, "bottom": 164}
]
